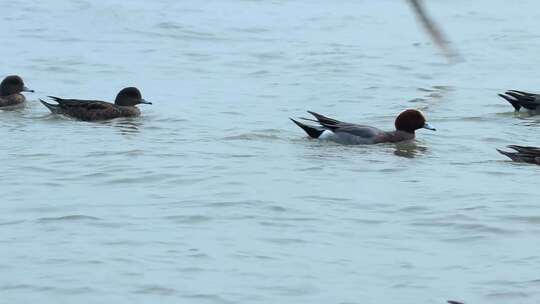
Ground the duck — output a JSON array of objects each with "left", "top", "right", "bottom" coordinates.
[
  {"left": 498, "top": 90, "right": 540, "bottom": 114},
  {"left": 497, "top": 145, "right": 540, "bottom": 165},
  {"left": 0, "top": 75, "right": 34, "bottom": 108},
  {"left": 40, "top": 87, "right": 151, "bottom": 121},
  {"left": 290, "top": 109, "right": 436, "bottom": 144}
]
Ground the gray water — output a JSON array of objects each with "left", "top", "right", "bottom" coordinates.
[{"left": 2, "top": 0, "right": 540, "bottom": 303}]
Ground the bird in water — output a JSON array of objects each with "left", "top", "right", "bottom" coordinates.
[
  {"left": 290, "top": 109, "right": 436, "bottom": 145},
  {"left": 40, "top": 87, "right": 151, "bottom": 121},
  {"left": 497, "top": 145, "right": 540, "bottom": 165},
  {"left": 0, "top": 75, "right": 34, "bottom": 108},
  {"left": 498, "top": 90, "right": 540, "bottom": 114}
]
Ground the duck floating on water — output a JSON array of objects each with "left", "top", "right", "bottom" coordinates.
[
  {"left": 291, "top": 109, "right": 436, "bottom": 145},
  {"left": 0, "top": 75, "right": 34, "bottom": 108},
  {"left": 497, "top": 145, "right": 540, "bottom": 165},
  {"left": 40, "top": 87, "right": 151, "bottom": 121},
  {"left": 499, "top": 90, "right": 540, "bottom": 114}
]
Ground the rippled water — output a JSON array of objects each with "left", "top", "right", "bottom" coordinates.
[{"left": 2, "top": 0, "right": 540, "bottom": 303}]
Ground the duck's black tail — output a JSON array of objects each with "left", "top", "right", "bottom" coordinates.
[
  {"left": 39, "top": 99, "right": 61, "bottom": 114},
  {"left": 498, "top": 93, "right": 521, "bottom": 111},
  {"left": 497, "top": 145, "right": 540, "bottom": 164},
  {"left": 498, "top": 90, "right": 540, "bottom": 111},
  {"left": 496, "top": 148, "right": 519, "bottom": 161},
  {"left": 290, "top": 118, "right": 324, "bottom": 138}
]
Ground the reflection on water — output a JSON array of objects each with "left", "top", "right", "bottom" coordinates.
[
  {"left": 393, "top": 141, "right": 428, "bottom": 158},
  {"left": 103, "top": 118, "right": 143, "bottom": 135},
  {"left": 0, "top": 103, "right": 27, "bottom": 112},
  {"left": 409, "top": 85, "right": 453, "bottom": 106},
  {"left": 516, "top": 116, "right": 540, "bottom": 127}
]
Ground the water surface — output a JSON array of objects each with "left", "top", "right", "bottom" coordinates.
[{"left": 2, "top": 0, "right": 540, "bottom": 303}]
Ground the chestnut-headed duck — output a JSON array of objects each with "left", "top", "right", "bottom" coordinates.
[
  {"left": 0, "top": 75, "right": 34, "bottom": 108},
  {"left": 497, "top": 145, "right": 540, "bottom": 165},
  {"left": 499, "top": 90, "right": 540, "bottom": 114},
  {"left": 40, "top": 87, "right": 151, "bottom": 121},
  {"left": 290, "top": 109, "right": 436, "bottom": 145}
]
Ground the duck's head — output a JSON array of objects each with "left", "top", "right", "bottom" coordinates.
[
  {"left": 0, "top": 75, "right": 33, "bottom": 96},
  {"left": 395, "top": 109, "right": 436, "bottom": 133},
  {"left": 114, "top": 87, "right": 152, "bottom": 106}
]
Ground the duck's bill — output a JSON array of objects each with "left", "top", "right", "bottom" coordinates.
[
  {"left": 423, "top": 123, "right": 436, "bottom": 131},
  {"left": 139, "top": 99, "right": 152, "bottom": 105},
  {"left": 22, "top": 86, "right": 34, "bottom": 93}
]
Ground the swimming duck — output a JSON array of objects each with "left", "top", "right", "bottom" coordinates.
[
  {"left": 497, "top": 145, "right": 540, "bottom": 165},
  {"left": 290, "top": 109, "right": 436, "bottom": 144},
  {"left": 0, "top": 75, "right": 34, "bottom": 108},
  {"left": 40, "top": 87, "right": 151, "bottom": 121},
  {"left": 499, "top": 90, "right": 540, "bottom": 113}
]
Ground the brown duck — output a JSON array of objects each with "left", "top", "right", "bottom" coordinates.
[
  {"left": 40, "top": 87, "right": 151, "bottom": 121},
  {"left": 0, "top": 75, "right": 34, "bottom": 108}
]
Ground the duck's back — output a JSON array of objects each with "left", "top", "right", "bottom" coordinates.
[{"left": 55, "top": 99, "right": 123, "bottom": 121}]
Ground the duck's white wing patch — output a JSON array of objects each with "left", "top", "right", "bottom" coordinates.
[{"left": 319, "top": 130, "right": 334, "bottom": 140}]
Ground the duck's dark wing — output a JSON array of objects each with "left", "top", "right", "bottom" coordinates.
[
  {"left": 497, "top": 145, "right": 540, "bottom": 165},
  {"left": 307, "top": 111, "right": 343, "bottom": 127},
  {"left": 498, "top": 90, "right": 540, "bottom": 111},
  {"left": 48, "top": 96, "right": 108, "bottom": 107},
  {"left": 507, "top": 145, "right": 540, "bottom": 154},
  {"left": 330, "top": 124, "right": 381, "bottom": 138},
  {"left": 42, "top": 96, "right": 122, "bottom": 121},
  {"left": 305, "top": 111, "right": 381, "bottom": 138}
]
